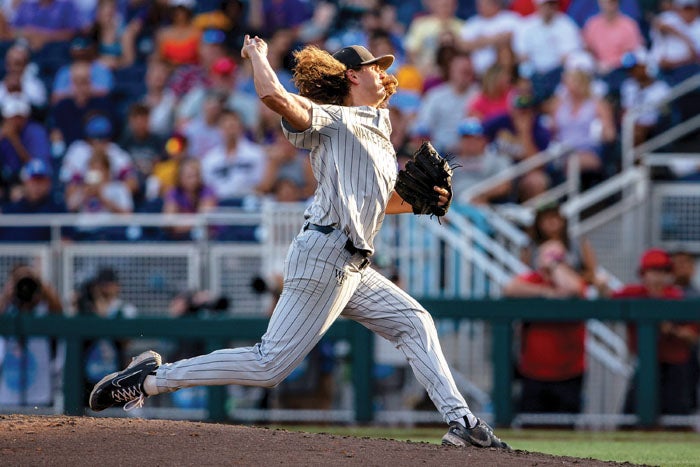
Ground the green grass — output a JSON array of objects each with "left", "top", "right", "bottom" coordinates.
[{"left": 266, "top": 425, "right": 700, "bottom": 466}]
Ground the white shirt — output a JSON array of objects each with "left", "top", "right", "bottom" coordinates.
[
  {"left": 201, "top": 138, "right": 267, "bottom": 200},
  {"left": 60, "top": 140, "right": 134, "bottom": 183},
  {"left": 0, "top": 64, "right": 47, "bottom": 108},
  {"left": 282, "top": 103, "right": 397, "bottom": 254},
  {"left": 460, "top": 10, "right": 521, "bottom": 76},
  {"left": 650, "top": 11, "right": 700, "bottom": 64},
  {"left": 621, "top": 78, "right": 671, "bottom": 126},
  {"left": 513, "top": 13, "right": 582, "bottom": 73},
  {"left": 415, "top": 83, "right": 479, "bottom": 154}
]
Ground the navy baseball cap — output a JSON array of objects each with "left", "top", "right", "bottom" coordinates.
[
  {"left": 332, "top": 45, "right": 394, "bottom": 70},
  {"left": 457, "top": 118, "right": 484, "bottom": 137},
  {"left": 85, "top": 115, "right": 113, "bottom": 139},
  {"left": 21, "top": 159, "right": 51, "bottom": 180}
]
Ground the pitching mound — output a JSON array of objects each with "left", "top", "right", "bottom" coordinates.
[{"left": 1, "top": 414, "right": 630, "bottom": 466}]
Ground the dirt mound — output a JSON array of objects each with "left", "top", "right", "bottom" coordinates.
[{"left": 1, "top": 414, "right": 629, "bottom": 466}]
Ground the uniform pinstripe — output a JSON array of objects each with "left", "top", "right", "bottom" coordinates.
[{"left": 154, "top": 102, "right": 473, "bottom": 424}]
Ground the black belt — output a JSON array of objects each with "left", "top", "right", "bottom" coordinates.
[{"left": 304, "top": 223, "right": 371, "bottom": 258}]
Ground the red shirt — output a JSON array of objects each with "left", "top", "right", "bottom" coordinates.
[
  {"left": 612, "top": 284, "right": 699, "bottom": 364},
  {"left": 509, "top": 0, "right": 571, "bottom": 16},
  {"left": 516, "top": 271, "right": 586, "bottom": 381}
]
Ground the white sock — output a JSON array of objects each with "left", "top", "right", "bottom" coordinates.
[{"left": 143, "top": 374, "right": 159, "bottom": 396}]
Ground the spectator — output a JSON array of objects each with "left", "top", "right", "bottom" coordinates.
[
  {"left": 118, "top": 103, "right": 164, "bottom": 203},
  {"left": 66, "top": 149, "right": 134, "bottom": 216},
  {"left": 414, "top": 51, "right": 479, "bottom": 154},
  {"left": 467, "top": 63, "right": 513, "bottom": 122},
  {"left": 193, "top": 0, "right": 248, "bottom": 52},
  {"left": 650, "top": 0, "right": 700, "bottom": 85},
  {"left": 513, "top": 0, "right": 583, "bottom": 102},
  {"left": 256, "top": 125, "right": 315, "bottom": 201},
  {"left": 51, "top": 36, "right": 115, "bottom": 102},
  {"left": 670, "top": 249, "right": 700, "bottom": 411},
  {"left": 452, "top": 118, "right": 512, "bottom": 204},
  {"left": 544, "top": 52, "right": 616, "bottom": 186},
  {"left": 403, "top": 0, "right": 463, "bottom": 77},
  {"left": 0, "top": 42, "right": 47, "bottom": 108},
  {"left": 503, "top": 239, "right": 587, "bottom": 415},
  {"left": 61, "top": 114, "right": 138, "bottom": 199},
  {"left": 201, "top": 109, "right": 267, "bottom": 202},
  {"left": 671, "top": 249, "right": 700, "bottom": 297},
  {"left": 75, "top": 266, "right": 138, "bottom": 405},
  {"left": 150, "top": 132, "right": 190, "bottom": 199},
  {"left": 182, "top": 91, "right": 225, "bottom": 159},
  {"left": 163, "top": 157, "right": 217, "bottom": 240},
  {"left": 10, "top": 0, "right": 80, "bottom": 51},
  {"left": 458, "top": 0, "right": 521, "bottom": 78},
  {"left": 155, "top": 0, "right": 201, "bottom": 67},
  {"left": 246, "top": 0, "right": 312, "bottom": 39},
  {"left": 482, "top": 81, "right": 552, "bottom": 202},
  {"left": 141, "top": 58, "right": 177, "bottom": 138},
  {"left": 0, "top": 263, "right": 63, "bottom": 407},
  {"left": 568, "top": 0, "right": 642, "bottom": 28},
  {"left": 176, "top": 56, "right": 260, "bottom": 131},
  {"left": 582, "top": 0, "right": 645, "bottom": 87},
  {"left": 0, "top": 94, "right": 51, "bottom": 203},
  {"left": 368, "top": 29, "right": 422, "bottom": 94},
  {"left": 0, "top": 160, "right": 67, "bottom": 242},
  {"left": 521, "top": 204, "right": 598, "bottom": 285},
  {"left": 612, "top": 248, "right": 700, "bottom": 415},
  {"left": 49, "top": 61, "right": 114, "bottom": 147},
  {"left": 88, "top": 0, "right": 142, "bottom": 70},
  {"left": 619, "top": 49, "right": 671, "bottom": 146},
  {"left": 167, "top": 28, "right": 229, "bottom": 99}
]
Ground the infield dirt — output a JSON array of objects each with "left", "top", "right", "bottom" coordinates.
[{"left": 1, "top": 414, "right": 640, "bottom": 466}]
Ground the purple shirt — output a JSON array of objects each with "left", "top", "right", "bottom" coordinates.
[
  {"left": 165, "top": 186, "right": 217, "bottom": 213},
  {"left": 12, "top": 0, "right": 80, "bottom": 32},
  {"left": 0, "top": 121, "right": 51, "bottom": 177},
  {"left": 261, "top": 0, "right": 312, "bottom": 36}
]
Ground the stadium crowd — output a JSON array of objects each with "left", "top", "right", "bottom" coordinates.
[
  {"left": 1, "top": 0, "right": 700, "bottom": 417},
  {"left": 0, "top": 0, "right": 699, "bottom": 242}
]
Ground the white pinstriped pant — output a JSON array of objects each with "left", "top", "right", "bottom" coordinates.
[{"left": 155, "top": 227, "right": 471, "bottom": 423}]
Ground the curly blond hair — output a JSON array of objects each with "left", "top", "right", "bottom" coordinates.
[{"left": 292, "top": 45, "right": 398, "bottom": 108}]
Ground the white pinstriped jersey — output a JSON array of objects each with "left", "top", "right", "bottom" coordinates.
[{"left": 282, "top": 102, "right": 397, "bottom": 254}]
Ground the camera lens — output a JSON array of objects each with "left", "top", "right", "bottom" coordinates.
[{"left": 15, "top": 276, "right": 41, "bottom": 304}]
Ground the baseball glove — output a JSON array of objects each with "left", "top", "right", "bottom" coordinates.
[{"left": 395, "top": 141, "right": 454, "bottom": 218}]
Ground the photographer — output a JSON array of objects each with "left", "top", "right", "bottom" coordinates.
[
  {"left": 75, "top": 267, "right": 138, "bottom": 405},
  {"left": 0, "top": 263, "right": 63, "bottom": 406}
]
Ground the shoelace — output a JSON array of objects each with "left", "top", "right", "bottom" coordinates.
[{"left": 112, "top": 386, "right": 146, "bottom": 411}]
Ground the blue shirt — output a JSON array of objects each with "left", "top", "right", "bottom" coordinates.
[
  {"left": 53, "top": 62, "right": 115, "bottom": 97},
  {"left": 12, "top": 0, "right": 80, "bottom": 32},
  {"left": 0, "top": 121, "right": 51, "bottom": 178}
]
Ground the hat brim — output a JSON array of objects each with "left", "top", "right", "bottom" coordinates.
[{"left": 362, "top": 54, "right": 394, "bottom": 70}]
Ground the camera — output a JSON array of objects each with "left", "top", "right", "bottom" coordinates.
[
  {"left": 185, "top": 292, "right": 230, "bottom": 316},
  {"left": 14, "top": 275, "right": 42, "bottom": 306}
]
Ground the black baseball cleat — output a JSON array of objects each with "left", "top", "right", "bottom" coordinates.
[
  {"left": 89, "top": 350, "right": 161, "bottom": 412},
  {"left": 441, "top": 418, "right": 511, "bottom": 450}
]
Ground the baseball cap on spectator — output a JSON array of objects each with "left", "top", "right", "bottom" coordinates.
[
  {"left": 621, "top": 48, "right": 650, "bottom": 69},
  {"left": 511, "top": 91, "right": 536, "bottom": 109},
  {"left": 565, "top": 51, "right": 596, "bottom": 75},
  {"left": 20, "top": 159, "right": 51, "bottom": 181},
  {"left": 457, "top": 118, "right": 484, "bottom": 137},
  {"left": 202, "top": 29, "right": 226, "bottom": 45},
  {"left": 639, "top": 248, "right": 672, "bottom": 273},
  {"left": 165, "top": 132, "right": 188, "bottom": 156},
  {"left": 95, "top": 267, "right": 119, "bottom": 284},
  {"left": 2, "top": 93, "right": 30, "bottom": 118},
  {"left": 212, "top": 57, "right": 236, "bottom": 76},
  {"left": 332, "top": 45, "right": 394, "bottom": 70},
  {"left": 84, "top": 114, "right": 113, "bottom": 139},
  {"left": 390, "top": 91, "right": 421, "bottom": 114},
  {"left": 71, "top": 36, "right": 94, "bottom": 52}
]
